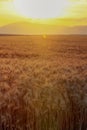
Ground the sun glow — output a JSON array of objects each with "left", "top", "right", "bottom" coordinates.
[{"left": 13, "top": 0, "right": 70, "bottom": 19}]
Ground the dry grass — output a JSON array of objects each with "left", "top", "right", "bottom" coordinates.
[{"left": 0, "top": 35, "right": 87, "bottom": 130}]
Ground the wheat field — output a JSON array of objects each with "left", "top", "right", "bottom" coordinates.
[{"left": 0, "top": 35, "right": 87, "bottom": 130}]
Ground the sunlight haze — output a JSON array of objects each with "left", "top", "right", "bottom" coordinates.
[{"left": 0, "top": 0, "right": 87, "bottom": 34}]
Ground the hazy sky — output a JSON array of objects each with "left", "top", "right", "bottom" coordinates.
[{"left": 0, "top": 0, "right": 87, "bottom": 29}]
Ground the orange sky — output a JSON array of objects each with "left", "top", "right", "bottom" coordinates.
[{"left": 0, "top": 0, "right": 87, "bottom": 34}]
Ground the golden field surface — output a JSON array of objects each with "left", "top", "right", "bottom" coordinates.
[{"left": 0, "top": 35, "right": 87, "bottom": 130}]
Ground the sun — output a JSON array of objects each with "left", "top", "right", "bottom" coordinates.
[{"left": 13, "top": 0, "right": 70, "bottom": 19}]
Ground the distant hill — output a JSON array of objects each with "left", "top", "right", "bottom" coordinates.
[
  {"left": 66, "top": 26, "right": 87, "bottom": 35},
  {"left": 0, "top": 22, "right": 87, "bottom": 35}
]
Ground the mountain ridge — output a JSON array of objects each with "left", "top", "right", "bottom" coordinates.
[{"left": 0, "top": 22, "right": 87, "bottom": 34}]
